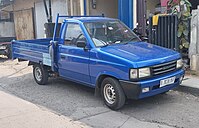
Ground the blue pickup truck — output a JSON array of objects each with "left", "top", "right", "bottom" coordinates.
[{"left": 12, "top": 14, "right": 184, "bottom": 110}]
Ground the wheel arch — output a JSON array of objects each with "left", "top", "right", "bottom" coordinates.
[
  {"left": 28, "top": 61, "right": 42, "bottom": 66},
  {"left": 94, "top": 72, "right": 121, "bottom": 97},
  {"left": 96, "top": 74, "right": 119, "bottom": 89}
]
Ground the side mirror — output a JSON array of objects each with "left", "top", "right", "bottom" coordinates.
[{"left": 77, "top": 41, "right": 87, "bottom": 48}]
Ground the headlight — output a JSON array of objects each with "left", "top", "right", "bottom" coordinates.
[
  {"left": 130, "top": 68, "right": 151, "bottom": 79},
  {"left": 139, "top": 68, "right": 151, "bottom": 78},
  {"left": 130, "top": 69, "right": 138, "bottom": 79},
  {"left": 176, "top": 59, "right": 183, "bottom": 68}
]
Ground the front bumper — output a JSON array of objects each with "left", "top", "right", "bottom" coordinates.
[{"left": 119, "top": 69, "right": 185, "bottom": 99}]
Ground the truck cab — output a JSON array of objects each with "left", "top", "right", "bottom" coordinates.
[{"left": 12, "top": 15, "right": 185, "bottom": 110}]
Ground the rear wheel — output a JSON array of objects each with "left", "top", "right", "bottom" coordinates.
[
  {"left": 5, "top": 44, "right": 12, "bottom": 59},
  {"left": 101, "top": 77, "right": 126, "bottom": 110},
  {"left": 33, "top": 64, "right": 48, "bottom": 85}
]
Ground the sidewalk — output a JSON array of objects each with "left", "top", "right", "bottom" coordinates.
[
  {"left": 179, "top": 75, "right": 199, "bottom": 96},
  {"left": 182, "top": 75, "right": 199, "bottom": 89},
  {"left": 0, "top": 90, "right": 89, "bottom": 128}
]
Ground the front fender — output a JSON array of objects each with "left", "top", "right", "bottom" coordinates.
[
  {"left": 89, "top": 48, "right": 132, "bottom": 87},
  {"left": 96, "top": 71, "right": 121, "bottom": 82}
]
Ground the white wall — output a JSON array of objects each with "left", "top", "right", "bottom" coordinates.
[
  {"left": 35, "top": 0, "right": 68, "bottom": 38},
  {"left": 0, "top": 22, "right": 15, "bottom": 37},
  {"left": 190, "top": 8, "right": 199, "bottom": 70},
  {"left": 52, "top": 0, "right": 68, "bottom": 21},
  {"left": 35, "top": 1, "right": 46, "bottom": 38},
  {"left": 190, "top": 8, "right": 199, "bottom": 57}
]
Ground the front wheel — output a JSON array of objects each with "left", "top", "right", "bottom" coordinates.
[
  {"left": 33, "top": 64, "right": 48, "bottom": 85},
  {"left": 101, "top": 77, "right": 126, "bottom": 110}
]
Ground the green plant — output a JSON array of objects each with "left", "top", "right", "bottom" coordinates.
[{"left": 168, "top": 0, "right": 192, "bottom": 50}]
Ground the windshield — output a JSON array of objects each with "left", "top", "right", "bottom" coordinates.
[{"left": 84, "top": 20, "right": 140, "bottom": 47}]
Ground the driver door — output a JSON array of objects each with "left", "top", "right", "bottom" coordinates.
[{"left": 58, "top": 23, "right": 90, "bottom": 85}]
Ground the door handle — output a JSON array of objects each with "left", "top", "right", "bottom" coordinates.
[{"left": 61, "top": 55, "right": 65, "bottom": 59}]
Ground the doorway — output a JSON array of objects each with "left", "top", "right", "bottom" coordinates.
[
  {"left": 68, "top": 0, "right": 85, "bottom": 15},
  {"left": 14, "top": 8, "right": 35, "bottom": 40},
  {"left": 86, "top": 0, "right": 118, "bottom": 18}
]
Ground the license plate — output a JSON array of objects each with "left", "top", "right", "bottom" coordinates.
[{"left": 160, "top": 77, "right": 176, "bottom": 88}]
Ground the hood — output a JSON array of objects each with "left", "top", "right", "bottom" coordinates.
[{"left": 100, "top": 42, "right": 180, "bottom": 68}]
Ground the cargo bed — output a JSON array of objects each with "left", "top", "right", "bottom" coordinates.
[{"left": 12, "top": 38, "right": 52, "bottom": 66}]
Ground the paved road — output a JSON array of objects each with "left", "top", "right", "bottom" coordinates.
[{"left": 0, "top": 58, "right": 199, "bottom": 128}]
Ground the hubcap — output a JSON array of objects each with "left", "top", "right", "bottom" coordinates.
[
  {"left": 103, "top": 84, "right": 116, "bottom": 105},
  {"left": 35, "top": 67, "right": 42, "bottom": 82}
]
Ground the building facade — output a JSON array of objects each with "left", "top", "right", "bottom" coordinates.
[
  {"left": 0, "top": 0, "right": 195, "bottom": 40},
  {"left": 1, "top": 0, "right": 68, "bottom": 39}
]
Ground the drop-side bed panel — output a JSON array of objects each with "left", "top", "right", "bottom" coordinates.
[{"left": 12, "top": 39, "right": 52, "bottom": 66}]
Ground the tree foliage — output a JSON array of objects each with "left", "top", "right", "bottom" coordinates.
[{"left": 168, "top": 0, "right": 191, "bottom": 50}]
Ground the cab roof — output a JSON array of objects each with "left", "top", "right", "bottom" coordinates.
[{"left": 64, "top": 17, "right": 117, "bottom": 23}]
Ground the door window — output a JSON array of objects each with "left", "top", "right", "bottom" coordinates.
[{"left": 64, "top": 23, "right": 86, "bottom": 46}]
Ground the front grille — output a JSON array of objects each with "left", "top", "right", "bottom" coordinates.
[{"left": 151, "top": 61, "right": 177, "bottom": 76}]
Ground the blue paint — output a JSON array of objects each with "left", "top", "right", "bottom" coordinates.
[
  {"left": 139, "top": 69, "right": 184, "bottom": 99},
  {"left": 53, "top": 13, "right": 59, "bottom": 41},
  {"left": 12, "top": 15, "right": 184, "bottom": 101},
  {"left": 118, "top": 0, "right": 134, "bottom": 29},
  {"left": 84, "top": 0, "right": 87, "bottom": 15}
]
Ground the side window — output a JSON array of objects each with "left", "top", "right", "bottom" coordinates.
[{"left": 64, "top": 23, "right": 86, "bottom": 46}]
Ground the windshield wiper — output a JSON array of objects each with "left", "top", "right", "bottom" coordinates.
[
  {"left": 100, "top": 43, "right": 110, "bottom": 47},
  {"left": 96, "top": 39, "right": 110, "bottom": 47},
  {"left": 123, "top": 37, "right": 139, "bottom": 44}
]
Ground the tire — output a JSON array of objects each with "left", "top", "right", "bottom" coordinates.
[
  {"left": 7, "top": 50, "right": 12, "bottom": 59},
  {"left": 6, "top": 44, "right": 12, "bottom": 59},
  {"left": 33, "top": 64, "right": 48, "bottom": 85},
  {"left": 101, "top": 77, "right": 126, "bottom": 110}
]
